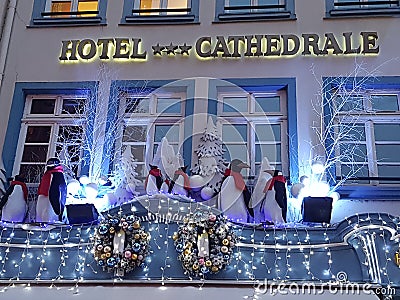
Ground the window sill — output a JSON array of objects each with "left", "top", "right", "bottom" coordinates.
[
  {"left": 326, "top": 8, "right": 400, "bottom": 18},
  {"left": 337, "top": 185, "right": 400, "bottom": 200},
  {"left": 30, "top": 17, "right": 105, "bottom": 27},
  {"left": 214, "top": 12, "right": 296, "bottom": 23},
  {"left": 121, "top": 14, "right": 198, "bottom": 25}
]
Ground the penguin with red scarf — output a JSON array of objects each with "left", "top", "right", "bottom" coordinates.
[
  {"left": 144, "top": 164, "right": 165, "bottom": 195},
  {"left": 36, "top": 158, "right": 67, "bottom": 223},
  {"left": 261, "top": 169, "right": 287, "bottom": 224},
  {"left": 218, "top": 159, "right": 253, "bottom": 223},
  {"left": 168, "top": 166, "right": 191, "bottom": 196},
  {"left": 0, "top": 175, "right": 28, "bottom": 223}
]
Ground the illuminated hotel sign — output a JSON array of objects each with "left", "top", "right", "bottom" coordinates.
[{"left": 59, "top": 31, "right": 379, "bottom": 62}]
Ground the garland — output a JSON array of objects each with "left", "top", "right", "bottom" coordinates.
[
  {"left": 93, "top": 214, "right": 150, "bottom": 275},
  {"left": 173, "top": 212, "right": 236, "bottom": 277}
]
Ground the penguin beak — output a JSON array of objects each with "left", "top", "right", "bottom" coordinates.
[
  {"left": 238, "top": 162, "right": 250, "bottom": 169},
  {"left": 263, "top": 169, "right": 275, "bottom": 175}
]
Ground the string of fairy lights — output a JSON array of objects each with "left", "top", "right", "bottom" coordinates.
[{"left": 0, "top": 195, "right": 398, "bottom": 295}]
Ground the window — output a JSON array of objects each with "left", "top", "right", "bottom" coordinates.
[
  {"left": 334, "top": 90, "right": 400, "bottom": 185},
  {"left": 217, "top": 90, "right": 288, "bottom": 179},
  {"left": 117, "top": 91, "right": 185, "bottom": 179},
  {"left": 30, "top": 0, "right": 107, "bottom": 26},
  {"left": 121, "top": 0, "right": 199, "bottom": 24},
  {"left": 325, "top": 0, "right": 400, "bottom": 17},
  {"left": 215, "top": 0, "right": 296, "bottom": 22},
  {"left": 13, "top": 95, "right": 87, "bottom": 184}
]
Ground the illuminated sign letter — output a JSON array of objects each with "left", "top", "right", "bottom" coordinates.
[
  {"left": 281, "top": 34, "right": 300, "bottom": 56},
  {"left": 265, "top": 35, "right": 281, "bottom": 56},
  {"left": 113, "top": 38, "right": 130, "bottom": 59},
  {"left": 212, "top": 36, "right": 231, "bottom": 57},
  {"left": 244, "top": 35, "right": 263, "bottom": 57},
  {"left": 98, "top": 38, "right": 114, "bottom": 59},
  {"left": 130, "top": 38, "right": 147, "bottom": 59},
  {"left": 302, "top": 34, "right": 322, "bottom": 55},
  {"left": 343, "top": 32, "right": 361, "bottom": 54},
  {"left": 77, "top": 39, "right": 96, "bottom": 60},
  {"left": 196, "top": 37, "right": 212, "bottom": 58},
  {"left": 361, "top": 32, "right": 379, "bottom": 54},
  {"left": 228, "top": 36, "right": 245, "bottom": 58},
  {"left": 59, "top": 40, "right": 79, "bottom": 61},
  {"left": 321, "top": 33, "right": 343, "bottom": 55}
]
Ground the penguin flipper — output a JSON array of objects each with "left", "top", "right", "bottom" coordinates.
[
  {"left": 49, "top": 173, "right": 67, "bottom": 216},
  {"left": 0, "top": 185, "right": 15, "bottom": 210}
]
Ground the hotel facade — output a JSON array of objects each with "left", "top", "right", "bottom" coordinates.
[{"left": 0, "top": 1, "right": 400, "bottom": 298}]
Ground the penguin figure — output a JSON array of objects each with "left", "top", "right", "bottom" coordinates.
[
  {"left": 0, "top": 175, "right": 28, "bottom": 223},
  {"left": 218, "top": 159, "right": 253, "bottom": 223},
  {"left": 261, "top": 169, "right": 287, "bottom": 224},
  {"left": 36, "top": 158, "right": 67, "bottom": 223},
  {"left": 144, "top": 164, "right": 164, "bottom": 195},
  {"left": 168, "top": 166, "right": 191, "bottom": 196},
  {"left": 249, "top": 157, "right": 273, "bottom": 223}
]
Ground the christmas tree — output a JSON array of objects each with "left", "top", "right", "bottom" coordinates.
[{"left": 191, "top": 116, "right": 227, "bottom": 198}]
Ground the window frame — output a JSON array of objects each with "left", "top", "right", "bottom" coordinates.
[
  {"left": 217, "top": 90, "right": 288, "bottom": 180},
  {"left": 30, "top": 0, "right": 107, "bottom": 27},
  {"left": 334, "top": 89, "right": 400, "bottom": 186},
  {"left": 325, "top": 0, "right": 400, "bottom": 18},
  {"left": 214, "top": 0, "right": 296, "bottom": 23},
  {"left": 13, "top": 94, "right": 87, "bottom": 185},
  {"left": 116, "top": 91, "right": 186, "bottom": 180},
  {"left": 121, "top": 0, "right": 199, "bottom": 25}
]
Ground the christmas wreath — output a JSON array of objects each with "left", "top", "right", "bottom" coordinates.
[
  {"left": 93, "top": 214, "right": 150, "bottom": 275},
  {"left": 173, "top": 212, "right": 236, "bottom": 277}
]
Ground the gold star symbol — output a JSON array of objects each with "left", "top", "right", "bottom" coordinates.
[
  {"left": 165, "top": 43, "right": 178, "bottom": 55},
  {"left": 179, "top": 43, "right": 192, "bottom": 55},
  {"left": 152, "top": 43, "right": 165, "bottom": 55}
]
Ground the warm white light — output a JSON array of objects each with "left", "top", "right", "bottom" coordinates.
[
  {"left": 311, "top": 161, "right": 325, "bottom": 174},
  {"left": 67, "top": 179, "right": 81, "bottom": 195},
  {"left": 79, "top": 175, "right": 90, "bottom": 185}
]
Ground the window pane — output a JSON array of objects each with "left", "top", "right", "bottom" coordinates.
[
  {"left": 51, "top": 1, "right": 72, "bottom": 12},
  {"left": 130, "top": 145, "right": 145, "bottom": 161},
  {"left": 123, "top": 126, "right": 147, "bottom": 142},
  {"left": 22, "top": 145, "right": 49, "bottom": 162},
  {"left": 255, "top": 144, "right": 281, "bottom": 162},
  {"left": 19, "top": 164, "right": 46, "bottom": 184},
  {"left": 255, "top": 96, "right": 280, "bottom": 113},
  {"left": 376, "top": 145, "right": 400, "bottom": 163},
  {"left": 30, "top": 99, "right": 56, "bottom": 114},
  {"left": 223, "top": 144, "right": 248, "bottom": 164},
  {"left": 340, "top": 164, "right": 369, "bottom": 183},
  {"left": 339, "top": 143, "right": 367, "bottom": 163},
  {"left": 78, "top": 0, "right": 98, "bottom": 11},
  {"left": 338, "top": 124, "right": 366, "bottom": 141},
  {"left": 374, "top": 124, "right": 400, "bottom": 141},
  {"left": 222, "top": 124, "right": 247, "bottom": 142},
  {"left": 154, "top": 125, "right": 179, "bottom": 143},
  {"left": 371, "top": 95, "right": 399, "bottom": 111},
  {"left": 58, "top": 126, "right": 84, "bottom": 142},
  {"left": 167, "top": 0, "right": 189, "bottom": 14},
  {"left": 62, "top": 98, "right": 86, "bottom": 114},
  {"left": 25, "top": 126, "right": 51, "bottom": 143},
  {"left": 255, "top": 124, "right": 280, "bottom": 142},
  {"left": 156, "top": 98, "right": 181, "bottom": 114},
  {"left": 140, "top": 0, "right": 160, "bottom": 15},
  {"left": 56, "top": 144, "right": 81, "bottom": 163},
  {"left": 378, "top": 165, "right": 400, "bottom": 178},
  {"left": 125, "top": 97, "right": 149, "bottom": 113},
  {"left": 222, "top": 96, "right": 247, "bottom": 113},
  {"left": 336, "top": 95, "right": 364, "bottom": 112}
]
